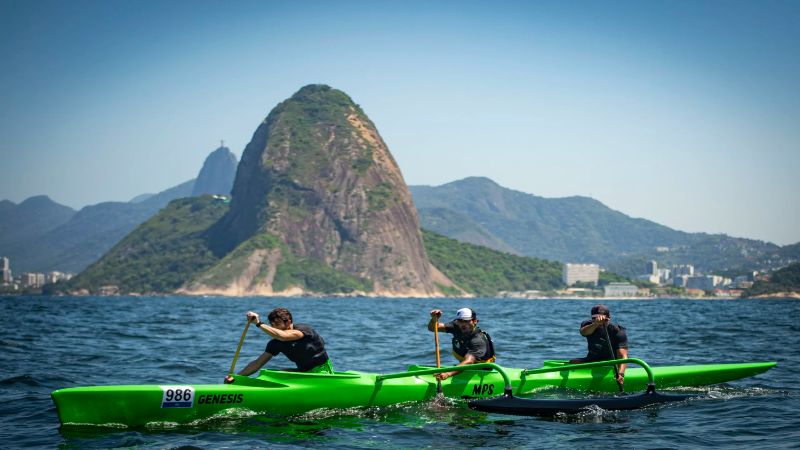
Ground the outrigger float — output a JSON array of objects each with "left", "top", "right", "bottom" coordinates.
[{"left": 52, "top": 358, "right": 775, "bottom": 426}]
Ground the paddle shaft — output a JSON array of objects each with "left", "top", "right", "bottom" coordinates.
[
  {"left": 434, "top": 315, "right": 442, "bottom": 394},
  {"left": 602, "top": 322, "right": 624, "bottom": 392},
  {"left": 228, "top": 319, "right": 253, "bottom": 375}
]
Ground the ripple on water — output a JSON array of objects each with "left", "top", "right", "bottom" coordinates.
[{"left": 1, "top": 296, "right": 798, "bottom": 449}]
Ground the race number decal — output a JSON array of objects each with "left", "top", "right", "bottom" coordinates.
[{"left": 160, "top": 386, "right": 195, "bottom": 408}]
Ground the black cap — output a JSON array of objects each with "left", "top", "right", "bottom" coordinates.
[{"left": 591, "top": 304, "right": 610, "bottom": 316}]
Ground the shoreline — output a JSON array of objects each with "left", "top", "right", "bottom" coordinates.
[{"left": 4, "top": 292, "right": 799, "bottom": 300}]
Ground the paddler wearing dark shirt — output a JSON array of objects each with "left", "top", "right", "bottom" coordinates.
[
  {"left": 428, "top": 307, "right": 496, "bottom": 381},
  {"left": 224, "top": 307, "right": 332, "bottom": 384},
  {"left": 569, "top": 304, "right": 628, "bottom": 387}
]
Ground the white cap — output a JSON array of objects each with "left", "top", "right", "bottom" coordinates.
[{"left": 454, "top": 307, "right": 475, "bottom": 321}]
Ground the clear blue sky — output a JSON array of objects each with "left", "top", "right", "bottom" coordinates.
[{"left": 1, "top": 0, "right": 798, "bottom": 245}]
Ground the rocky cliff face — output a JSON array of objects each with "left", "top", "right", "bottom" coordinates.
[
  {"left": 183, "top": 85, "right": 454, "bottom": 296},
  {"left": 191, "top": 146, "right": 238, "bottom": 196}
]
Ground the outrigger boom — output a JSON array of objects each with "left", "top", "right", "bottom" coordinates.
[{"left": 467, "top": 358, "right": 695, "bottom": 416}]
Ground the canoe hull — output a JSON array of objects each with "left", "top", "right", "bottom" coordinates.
[
  {"left": 52, "top": 371, "right": 438, "bottom": 427},
  {"left": 52, "top": 360, "right": 776, "bottom": 426}
]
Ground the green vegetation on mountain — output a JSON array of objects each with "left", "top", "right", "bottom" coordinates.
[
  {"left": 422, "top": 229, "right": 564, "bottom": 296},
  {"left": 262, "top": 85, "right": 376, "bottom": 193},
  {"left": 598, "top": 271, "right": 629, "bottom": 285},
  {"left": 65, "top": 197, "right": 228, "bottom": 293},
  {"left": 779, "top": 243, "right": 800, "bottom": 260},
  {"left": 743, "top": 263, "right": 800, "bottom": 297}
]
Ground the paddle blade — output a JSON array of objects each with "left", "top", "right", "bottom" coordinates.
[{"left": 468, "top": 391, "right": 693, "bottom": 416}]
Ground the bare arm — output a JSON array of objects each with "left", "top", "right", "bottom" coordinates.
[
  {"left": 237, "top": 352, "right": 273, "bottom": 376},
  {"left": 616, "top": 347, "right": 629, "bottom": 376},
  {"left": 580, "top": 315, "right": 608, "bottom": 336},
  {"left": 224, "top": 351, "right": 274, "bottom": 382},
  {"left": 254, "top": 322, "right": 304, "bottom": 341},
  {"left": 436, "top": 353, "right": 477, "bottom": 380},
  {"left": 247, "top": 311, "right": 304, "bottom": 341}
]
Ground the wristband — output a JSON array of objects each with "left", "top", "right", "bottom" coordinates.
[{"left": 256, "top": 321, "right": 264, "bottom": 327}]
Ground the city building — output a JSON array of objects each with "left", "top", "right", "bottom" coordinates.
[
  {"left": 672, "top": 264, "right": 695, "bottom": 276},
  {"left": 604, "top": 282, "right": 638, "bottom": 297},
  {"left": 45, "top": 271, "right": 73, "bottom": 284},
  {"left": 637, "top": 274, "right": 660, "bottom": 284},
  {"left": 686, "top": 275, "right": 729, "bottom": 291},
  {"left": 657, "top": 268, "right": 671, "bottom": 284},
  {"left": 1, "top": 256, "right": 11, "bottom": 284},
  {"left": 21, "top": 273, "right": 46, "bottom": 289},
  {"left": 562, "top": 263, "right": 599, "bottom": 286},
  {"left": 646, "top": 260, "right": 658, "bottom": 276}
]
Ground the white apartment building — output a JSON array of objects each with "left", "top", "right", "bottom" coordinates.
[
  {"left": 563, "top": 263, "right": 599, "bottom": 286},
  {"left": 686, "top": 275, "right": 729, "bottom": 290},
  {"left": 1, "top": 257, "right": 10, "bottom": 284},
  {"left": 604, "top": 282, "right": 639, "bottom": 297},
  {"left": 21, "top": 273, "right": 46, "bottom": 289}
]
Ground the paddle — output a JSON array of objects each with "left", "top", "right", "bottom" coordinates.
[
  {"left": 434, "top": 312, "right": 443, "bottom": 398},
  {"left": 228, "top": 318, "right": 253, "bottom": 377},
  {"left": 602, "top": 321, "right": 624, "bottom": 392}
]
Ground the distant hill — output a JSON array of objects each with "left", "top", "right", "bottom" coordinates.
[
  {"left": 410, "top": 177, "right": 799, "bottom": 276},
  {"left": 192, "top": 146, "right": 237, "bottom": 196},
  {"left": 744, "top": 263, "right": 800, "bottom": 298},
  {"left": 5, "top": 180, "right": 194, "bottom": 273},
  {"left": 0, "top": 196, "right": 76, "bottom": 254},
  {"left": 421, "top": 229, "right": 563, "bottom": 296},
  {"left": 1, "top": 146, "right": 237, "bottom": 274},
  {"left": 67, "top": 196, "right": 228, "bottom": 293}
]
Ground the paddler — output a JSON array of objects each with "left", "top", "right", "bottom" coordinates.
[
  {"left": 428, "top": 307, "right": 496, "bottom": 381},
  {"left": 569, "top": 304, "right": 628, "bottom": 387},
  {"left": 224, "top": 307, "right": 333, "bottom": 383}
]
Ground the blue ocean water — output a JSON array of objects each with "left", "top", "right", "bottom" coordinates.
[{"left": 1, "top": 295, "right": 798, "bottom": 449}]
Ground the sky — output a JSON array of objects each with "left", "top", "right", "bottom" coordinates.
[{"left": 1, "top": 0, "right": 798, "bottom": 245}]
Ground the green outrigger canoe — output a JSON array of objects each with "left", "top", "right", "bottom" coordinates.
[{"left": 52, "top": 359, "right": 775, "bottom": 426}]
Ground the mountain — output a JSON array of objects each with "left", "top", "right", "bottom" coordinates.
[
  {"left": 2, "top": 146, "right": 237, "bottom": 274},
  {"left": 9, "top": 181, "right": 193, "bottom": 273},
  {"left": 64, "top": 197, "right": 565, "bottom": 296},
  {"left": 0, "top": 196, "right": 76, "bottom": 254},
  {"left": 421, "top": 229, "right": 563, "bottom": 296},
  {"left": 129, "top": 193, "right": 155, "bottom": 203},
  {"left": 410, "top": 177, "right": 798, "bottom": 276},
  {"left": 181, "top": 84, "right": 454, "bottom": 296},
  {"left": 67, "top": 196, "right": 229, "bottom": 294},
  {"left": 191, "top": 146, "right": 238, "bottom": 196}
]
